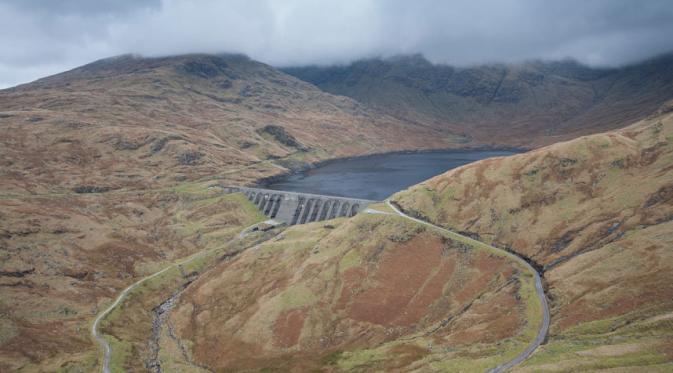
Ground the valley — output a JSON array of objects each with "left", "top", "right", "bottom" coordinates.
[
  {"left": 284, "top": 54, "right": 673, "bottom": 149},
  {"left": 1, "top": 51, "right": 673, "bottom": 372}
]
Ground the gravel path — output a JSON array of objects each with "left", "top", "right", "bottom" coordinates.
[
  {"left": 93, "top": 203, "right": 549, "bottom": 373},
  {"left": 91, "top": 222, "right": 262, "bottom": 373}
]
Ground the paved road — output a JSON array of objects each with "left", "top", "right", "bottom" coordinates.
[
  {"left": 363, "top": 207, "right": 393, "bottom": 215},
  {"left": 91, "top": 222, "right": 262, "bottom": 373},
  {"left": 385, "top": 200, "right": 550, "bottom": 373}
]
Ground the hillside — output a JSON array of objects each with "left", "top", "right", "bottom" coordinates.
[
  {"left": 0, "top": 53, "right": 463, "bottom": 372},
  {"left": 0, "top": 53, "right": 462, "bottom": 196},
  {"left": 284, "top": 54, "right": 673, "bottom": 148},
  {"left": 164, "top": 213, "right": 542, "bottom": 372},
  {"left": 0, "top": 190, "right": 546, "bottom": 372},
  {"left": 2, "top": 52, "right": 672, "bottom": 372},
  {"left": 392, "top": 101, "right": 673, "bottom": 370},
  {"left": 0, "top": 184, "right": 269, "bottom": 371}
]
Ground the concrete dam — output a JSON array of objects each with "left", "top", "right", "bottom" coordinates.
[{"left": 220, "top": 186, "right": 377, "bottom": 225}]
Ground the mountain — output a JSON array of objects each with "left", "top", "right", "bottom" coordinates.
[
  {"left": 0, "top": 53, "right": 463, "bottom": 196},
  {"left": 391, "top": 100, "right": 673, "bottom": 370},
  {"left": 2, "top": 52, "right": 672, "bottom": 372},
  {"left": 283, "top": 53, "right": 673, "bottom": 148},
  {"left": 5, "top": 52, "right": 671, "bottom": 197},
  {"left": 0, "top": 53, "right": 474, "bottom": 371}
]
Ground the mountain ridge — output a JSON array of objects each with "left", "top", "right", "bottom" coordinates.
[
  {"left": 283, "top": 52, "right": 673, "bottom": 148},
  {"left": 0, "top": 53, "right": 465, "bottom": 195},
  {"left": 2, "top": 52, "right": 673, "bottom": 371}
]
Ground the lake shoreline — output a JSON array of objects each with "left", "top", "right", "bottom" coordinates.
[
  {"left": 257, "top": 147, "right": 524, "bottom": 200},
  {"left": 255, "top": 145, "right": 528, "bottom": 189}
]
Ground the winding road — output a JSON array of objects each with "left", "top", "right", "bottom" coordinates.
[
  {"left": 385, "top": 200, "right": 550, "bottom": 373},
  {"left": 91, "top": 221, "right": 265, "bottom": 373},
  {"left": 92, "top": 202, "right": 548, "bottom": 373},
  {"left": 91, "top": 263, "right": 178, "bottom": 373}
]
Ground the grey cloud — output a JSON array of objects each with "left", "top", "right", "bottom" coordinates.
[
  {"left": 1, "top": 0, "right": 673, "bottom": 88},
  {"left": 2, "top": 0, "right": 161, "bottom": 15}
]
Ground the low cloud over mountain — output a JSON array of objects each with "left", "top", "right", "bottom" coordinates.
[{"left": 2, "top": 0, "right": 673, "bottom": 88}]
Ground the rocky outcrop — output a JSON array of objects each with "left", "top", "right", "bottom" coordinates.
[{"left": 256, "top": 125, "right": 309, "bottom": 151}]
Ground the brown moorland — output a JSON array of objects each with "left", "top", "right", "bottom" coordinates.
[
  {"left": 0, "top": 186, "right": 265, "bottom": 372},
  {"left": 0, "top": 54, "right": 464, "bottom": 196},
  {"left": 168, "top": 214, "right": 544, "bottom": 372},
  {"left": 393, "top": 101, "right": 673, "bottom": 371},
  {"left": 2, "top": 52, "right": 672, "bottom": 372},
  {"left": 0, "top": 53, "right": 506, "bottom": 373},
  {"left": 0, "top": 54, "right": 472, "bottom": 371}
]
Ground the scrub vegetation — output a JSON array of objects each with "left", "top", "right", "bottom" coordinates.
[
  {"left": 2, "top": 52, "right": 673, "bottom": 372},
  {"left": 0, "top": 185, "right": 264, "bottom": 372},
  {"left": 166, "top": 213, "right": 544, "bottom": 372},
  {"left": 393, "top": 101, "right": 673, "bottom": 371}
]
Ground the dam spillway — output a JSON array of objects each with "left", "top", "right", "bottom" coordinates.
[{"left": 220, "top": 186, "right": 377, "bottom": 225}]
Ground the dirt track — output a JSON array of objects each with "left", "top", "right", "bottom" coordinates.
[{"left": 91, "top": 221, "right": 265, "bottom": 373}]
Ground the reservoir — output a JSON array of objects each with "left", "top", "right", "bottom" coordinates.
[{"left": 266, "top": 150, "right": 518, "bottom": 200}]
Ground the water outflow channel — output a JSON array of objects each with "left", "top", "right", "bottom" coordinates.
[{"left": 266, "top": 150, "right": 518, "bottom": 200}]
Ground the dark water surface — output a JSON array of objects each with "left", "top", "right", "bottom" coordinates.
[{"left": 267, "top": 150, "right": 518, "bottom": 200}]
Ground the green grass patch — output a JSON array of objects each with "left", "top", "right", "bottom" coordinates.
[
  {"left": 278, "top": 284, "right": 317, "bottom": 311},
  {"left": 338, "top": 249, "right": 361, "bottom": 272},
  {"left": 106, "top": 334, "right": 132, "bottom": 373},
  {"left": 321, "top": 350, "right": 343, "bottom": 366},
  {"left": 171, "top": 181, "right": 217, "bottom": 196},
  {"left": 336, "top": 346, "right": 389, "bottom": 371},
  {"left": 0, "top": 316, "right": 18, "bottom": 344},
  {"left": 430, "top": 355, "right": 505, "bottom": 372},
  {"left": 521, "top": 337, "right": 669, "bottom": 371}
]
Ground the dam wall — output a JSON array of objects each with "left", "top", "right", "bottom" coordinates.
[{"left": 220, "top": 186, "right": 377, "bottom": 225}]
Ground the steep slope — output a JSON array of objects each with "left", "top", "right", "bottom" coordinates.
[
  {"left": 2, "top": 52, "right": 672, "bottom": 373},
  {"left": 0, "top": 53, "right": 479, "bottom": 372},
  {"left": 164, "top": 213, "right": 543, "bottom": 372},
  {"left": 284, "top": 54, "right": 673, "bottom": 148},
  {"left": 0, "top": 53, "right": 462, "bottom": 195},
  {"left": 0, "top": 53, "right": 531, "bottom": 373},
  {"left": 0, "top": 184, "right": 265, "bottom": 372},
  {"left": 392, "top": 101, "right": 673, "bottom": 370}
]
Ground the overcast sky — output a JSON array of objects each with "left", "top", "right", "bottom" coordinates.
[{"left": 1, "top": 0, "right": 673, "bottom": 88}]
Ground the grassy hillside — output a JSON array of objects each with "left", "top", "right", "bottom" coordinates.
[
  {"left": 0, "top": 53, "right": 467, "bottom": 371},
  {"left": 0, "top": 54, "right": 463, "bottom": 196},
  {"left": 284, "top": 54, "right": 673, "bottom": 148},
  {"left": 167, "top": 213, "right": 543, "bottom": 372},
  {"left": 0, "top": 54, "right": 469, "bottom": 372},
  {"left": 0, "top": 184, "right": 266, "bottom": 371},
  {"left": 392, "top": 101, "right": 673, "bottom": 370},
  {"left": 2, "top": 52, "right": 672, "bottom": 372}
]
